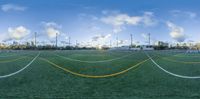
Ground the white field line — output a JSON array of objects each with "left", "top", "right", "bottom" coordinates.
[
  {"left": 145, "top": 52, "right": 200, "bottom": 79},
  {"left": 54, "top": 52, "right": 136, "bottom": 63},
  {"left": 0, "top": 52, "right": 40, "bottom": 79}
]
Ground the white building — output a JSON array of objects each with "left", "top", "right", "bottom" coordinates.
[
  {"left": 141, "top": 45, "right": 154, "bottom": 50},
  {"left": 110, "top": 46, "right": 130, "bottom": 50}
]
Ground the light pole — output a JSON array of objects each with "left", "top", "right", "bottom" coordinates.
[
  {"left": 56, "top": 33, "right": 58, "bottom": 48},
  {"left": 34, "top": 32, "right": 37, "bottom": 48},
  {"left": 148, "top": 33, "right": 151, "bottom": 46}
]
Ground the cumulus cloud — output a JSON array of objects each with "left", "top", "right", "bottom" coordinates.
[
  {"left": 1, "top": 4, "right": 26, "bottom": 12},
  {"left": 166, "top": 21, "right": 187, "bottom": 42},
  {"left": 8, "top": 26, "right": 30, "bottom": 40},
  {"left": 46, "top": 28, "right": 60, "bottom": 38},
  {"left": 101, "top": 12, "right": 157, "bottom": 33},
  {"left": 92, "top": 34, "right": 111, "bottom": 41},
  {"left": 42, "top": 22, "right": 62, "bottom": 38},
  {"left": 101, "top": 14, "right": 142, "bottom": 26}
]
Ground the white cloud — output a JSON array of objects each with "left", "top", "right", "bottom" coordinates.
[
  {"left": 166, "top": 21, "right": 187, "bottom": 42},
  {"left": 46, "top": 28, "right": 60, "bottom": 38},
  {"left": 1, "top": 4, "right": 26, "bottom": 12},
  {"left": 143, "top": 12, "right": 158, "bottom": 26},
  {"left": 101, "top": 12, "right": 157, "bottom": 33},
  {"left": 101, "top": 14, "right": 142, "bottom": 26},
  {"left": 0, "top": 33, "right": 10, "bottom": 42},
  {"left": 92, "top": 34, "right": 111, "bottom": 41},
  {"left": 170, "top": 10, "right": 197, "bottom": 18},
  {"left": 141, "top": 33, "right": 149, "bottom": 40},
  {"left": 60, "top": 33, "right": 69, "bottom": 41},
  {"left": 8, "top": 26, "right": 30, "bottom": 40},
  {"left": 117, "top": 40, "right": 128, "bottom": 45},
  {"left": 42, "top": 22, "right": 62, "bottom": 29},
  {"left": 42, "top": 22, "right": 62, "bottom": 38}
]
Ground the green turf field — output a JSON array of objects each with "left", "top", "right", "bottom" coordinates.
[{"left": 1, "top": 50, "right": 200, "bottom": 99}]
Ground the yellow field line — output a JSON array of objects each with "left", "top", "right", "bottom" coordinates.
[
  {"left": 0, "top": 56, "right": 27, "bottom": 63},
  {"left": 40, "top": 58, "right": 150, "bottom": 78}
]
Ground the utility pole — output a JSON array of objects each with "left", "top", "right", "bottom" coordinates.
[
  {"left": 56, "top": 33, "right": 58, "bottom": 48},
  {"left": 130, "top": 34, "right": 133, "bottom": 47},
  {"left": 148, "top": 33, "right": 151, "bottom": 46}
]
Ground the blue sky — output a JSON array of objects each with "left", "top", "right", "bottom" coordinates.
[{"left": 0, "top": 0, "right": 200, "bottom": 47}]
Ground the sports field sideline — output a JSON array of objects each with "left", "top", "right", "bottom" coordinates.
[{"left": 1, "top": 50, "right": 200, "bottom": 99}]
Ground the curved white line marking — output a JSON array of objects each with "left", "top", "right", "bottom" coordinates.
[
  {"left": 0, "top": 52, "right": 40, "bottom": 79},
  {"left": 55, "top": 52, "right": 136, "bottom": 63},
  {"left": 145, "top": 52, "right": 200, "bottom": 79}
]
